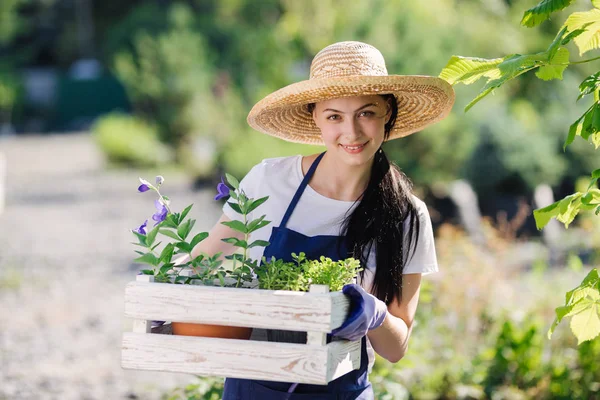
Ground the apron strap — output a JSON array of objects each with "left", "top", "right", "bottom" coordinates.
[{"left": 279, "top": 152, "right": 326, "bottom": 228}]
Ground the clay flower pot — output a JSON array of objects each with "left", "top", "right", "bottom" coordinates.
[{"left": 171, "top": 322, "right": 252, "bottom": 340}]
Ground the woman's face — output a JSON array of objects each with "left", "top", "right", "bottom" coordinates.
[{"left": 312, "top": 95, "right": 391, "bottom": 167}]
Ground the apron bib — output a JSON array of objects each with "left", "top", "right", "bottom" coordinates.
[{"left": 222, "top": 152, "right": 373, "bottom": 399}]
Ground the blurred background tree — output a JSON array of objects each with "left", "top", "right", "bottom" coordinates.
[{"left": 1, "top": 0, "right": 598, "bottom": 227}]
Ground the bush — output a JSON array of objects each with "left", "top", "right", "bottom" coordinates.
[{"left": 92, "top": 113, "right": 173, "bottom": 167}]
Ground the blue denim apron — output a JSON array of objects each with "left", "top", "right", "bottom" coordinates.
[{"left": 222, "top": 152, "right": 373, "bottom": 399}]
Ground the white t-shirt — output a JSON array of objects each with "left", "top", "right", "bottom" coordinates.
[
  {"left": 222, "top": 155, "right": 439, "bottom": 371},
  {"left": 222, "top": 155, "right": 439, "bottom": 284}
]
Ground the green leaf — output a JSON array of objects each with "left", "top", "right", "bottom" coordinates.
[
  {"left": 248, "top": 240, "right": 270, "bottom": 248},
  {"left": 246, "top": 196, "right": 269, "bottom": 214},
  {"left": 225, "top": 253, "right": 245, "bottom": 262},
  {"left": 225, "top": 173, "right": 240, "bottom": 190},
  {"left": 438, "top": 56, "right": 503, "bottom": 85},
  {"left": 563, "top": 9, "right": 600, "bottom": 56},
  {"left": 133, "top": 253, "right": 160, "bottom": 267},
  {"left": 246, "top": 215, "right": 272, "bottom": 233},
  {"left": 150, "top": 241, "right": 162, "bottom": 251},
  {"left": 577, "top": 71, "right": 600, "bottom": 100},
  {"left": 582, "top": 189, "right": 600, "bottom": 209},
  {"left": 521, "top": 0, "right": 575, "bottom": 28},
  {"left": 162, "top": 214, "right": 179, "bottom": 229},
  {"left": 582, "top": 267, "right": 600, "bottom": 286},
  {"left": 536, "top": 47, "right": 570, "bottom": 81},
  {"left": 175, "top": 242, "right": 192, "bottom": 253},
  {"left": 548, "top": 304, "right": 574, "bottom": 339},
  {"left": 146, "top": 225, "right": 160, "bottom": 247},
  {"left": 177, "top": 219, "right": 195, "bottom": 240},
  {"left": 140, "top": 269, "right": 154, "bottom": 275},
  {"left": 547, "top": 26, "right": 568, "bottom": 60},
  {"left": 190, "top": 232, "right": 208, "bottom": 249},
  {"left": 159, "top": 263, "right": 173, "bottom": 274},
  {"left": 159, "top": 243, "right": 175, "bottom": 263},
  {"left": 221, "top": 220, "right": 248, "bottom": 234},
  {"left": 594, "top": 0, "right": 600, "bottom": 9},
  {"left": 179, "top": 204, "right": 193, "bottom": 224},
  {"left": 565, "top": 105, "right": 594, "bottom": 148},
  {"left": 562, "top": 24, "right": 594, "bottom": 46},
  {"left": 227, "top": 201, "right": 243, "bottom": 214},
  {"left": 132, "top": 231, "right": 148, "bottom": 246},
  {"left": 159, "top": 229, "right": 181, "bottom": 241},
  {"left": 589, "top": 169, "right": 600, "bottom": 190},
  {"left": 221, "top": 237, "right": 248, "bottom": 248},
  {"left": 569, "top": 298, "right": 600, "bottom": 344},
  {"left": 533, "top": 192, "right": 583, "bottom": 229},
  {"left": 134, "top": 250, "right": 145, "bottom": 256},
  {"left": 464, "top": 54, "right": 543, "bottom": 112},
  {"left": 580, "top": 105, "right": 597, "bottom": 141},
  {"left": 557, "top": 193, "right": 584, "bottom": 227}
]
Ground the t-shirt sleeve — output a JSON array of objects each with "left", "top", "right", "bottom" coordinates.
[
  {"left": 402, "top": 199, "right": 439, "bottom": 275},
  {"left": 222, "top": 163, "right": 263, "bottom": 220}
]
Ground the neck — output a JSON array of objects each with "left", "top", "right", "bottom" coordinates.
[{"left": 311, "top": 152, "right": 374, "bottom": 201}]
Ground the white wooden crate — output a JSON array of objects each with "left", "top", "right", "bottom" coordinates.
[{"left": 121, "top": 275, "right": 361, "bottom": 385}]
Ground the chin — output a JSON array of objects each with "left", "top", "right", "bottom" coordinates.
[{"left": 335, "top": 145, "right": 376, "bottom": 166}]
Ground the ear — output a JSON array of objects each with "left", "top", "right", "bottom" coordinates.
[
  {"left": 312, "top": 105, "right": 320, "bottom": 127},
  {"left": 384, "top": 99, "right": 392, "bottom": 124}
]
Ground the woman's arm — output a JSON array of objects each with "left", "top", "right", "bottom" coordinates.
[
  {"left": 174, "top": 214, "right": 245, "bottom": 265},
  {"left": 366, "top": 273, "right": 422, "bottom": 363}
]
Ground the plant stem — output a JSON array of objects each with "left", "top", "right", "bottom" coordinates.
[{"left": 545, "top": 55, "right": 600, "bottom": 67}]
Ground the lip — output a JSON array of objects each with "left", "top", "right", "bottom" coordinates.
[{"left": 340, "top": 141, "right": 368, "bottom": 154}]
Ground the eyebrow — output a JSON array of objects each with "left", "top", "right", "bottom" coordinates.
[{"left": 322, "top": 103, "right": 379, "bottom": 113}]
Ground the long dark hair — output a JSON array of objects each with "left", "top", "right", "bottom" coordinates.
[{"left": 309, "top": 94, "right": 421, "bottom": 305}]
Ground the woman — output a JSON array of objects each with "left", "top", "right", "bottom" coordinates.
[{"left": 191, "top": 41, "right": 454, "bottom": 399}]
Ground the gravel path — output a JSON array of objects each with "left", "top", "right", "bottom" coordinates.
[{"left": 0, "top": 133, "right": 223, "bottom": 399}]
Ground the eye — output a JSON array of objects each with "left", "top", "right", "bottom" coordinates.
[
  {"left": 359, "top": 110, "right": 375, "bottom": 117},
  {"left": 326, "top": 114, "right": 341, "bottom": 121}
]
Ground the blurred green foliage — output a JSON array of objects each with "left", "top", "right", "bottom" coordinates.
[
  {"left": 91, "top": 112, "right": 173, "bottom": 167},
  {"left": 4, "top": 0, "right": 597, "bottom": 196}
]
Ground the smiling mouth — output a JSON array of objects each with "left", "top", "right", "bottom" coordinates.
[{"left": 340, "top": 142, "right": 368, "bottom": 150}]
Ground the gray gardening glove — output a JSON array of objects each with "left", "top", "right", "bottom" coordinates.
[{"left": 331, "top": 283, "right": 387, "bottom": 341}]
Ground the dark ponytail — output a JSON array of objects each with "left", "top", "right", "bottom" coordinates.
[
  {"left": 343, "top": 146, "right": 420, "bottom": 305},
  {"left": 337, "top": 94, "right": 421, "bottom": 305}
]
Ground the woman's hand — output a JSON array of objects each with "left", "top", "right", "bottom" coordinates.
[{"left": 331, "top": 283, "right": 388, "bottom": 341}]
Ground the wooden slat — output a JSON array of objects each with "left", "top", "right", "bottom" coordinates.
[
  {"left": 122, "top": 332, "right": 329, "bottom": 384},
  {"left": 124, "top": 281, "right": 350, "bottom": 332},
  {"left": 132, "top": 275, "right": 154, "bottom": 333},
  {"left": 307, "top": 285, "right": 329, "bottom": 346},
  {"left": 326, "top": 339, "right": 362, "bottom": 382}
]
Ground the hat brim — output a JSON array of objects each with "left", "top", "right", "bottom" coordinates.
[{"left": 247, "top": 75, "right": 455, "bottom": 145}]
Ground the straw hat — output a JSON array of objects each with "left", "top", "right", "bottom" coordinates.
[{"left": 247, "top": 41, "right": 455, "bottom": 145}]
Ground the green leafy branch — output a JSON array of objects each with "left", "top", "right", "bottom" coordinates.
[
  {"left": 548, "top": 268, "right": 600, "bottom": 344},
  {"left": 439, "top": 0, "right": 600, "bottom": 344}
]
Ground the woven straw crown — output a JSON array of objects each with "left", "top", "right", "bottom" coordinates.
[{"left": 247, "top": 41, "right": 455, "bottom": 145}]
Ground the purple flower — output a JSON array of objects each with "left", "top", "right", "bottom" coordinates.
[
  {"left": 138, "top": 184, "right": 150, "bottom": 192},
  {"left": 214, "top": 177, "right": 230, "bottom": 200},
  {"left": 155, "top": 175, "right": 164, "bottom": 185},
  {"left": 152, "top": 200, "right": 168, "bottom": 226},
  {"left": 133, "top": 220, "right": 148, "bottom": 235}
]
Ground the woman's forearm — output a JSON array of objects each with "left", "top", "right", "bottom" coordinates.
[{"left": 367, "top": 311, "right": 412, "bottom": 363}]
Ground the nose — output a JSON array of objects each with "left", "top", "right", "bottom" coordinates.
[{"left": 343, "top": 117, "right": 362, "bottom": 140}]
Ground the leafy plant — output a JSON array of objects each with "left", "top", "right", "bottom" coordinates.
[
  {"left": 256, "top": 252, "right": 362, "bottom": 292},
  {"left": 439, "top": 0, "right": 600, "bottom": 344},
  {"left": 131, "top": 174, "right": 270, "bottom": 288}
]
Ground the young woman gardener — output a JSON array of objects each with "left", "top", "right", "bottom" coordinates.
[{"left": 190, "top": 41, "right": 454, "bottom": 399}]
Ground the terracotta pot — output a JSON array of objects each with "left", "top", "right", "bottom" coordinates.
[{"left": 171, "top": 322, "right": 252, "bottom": 339}]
